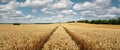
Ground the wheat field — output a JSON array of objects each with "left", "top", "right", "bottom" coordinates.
[
  {"left": 0, "top": 24, "right": 58, "bottom": 50},
  {"left": 63, "top": 23, "right": 120, "bottom": 50},
  {"left": 0, "top": 23, "right": 120, "bottom": 50}
]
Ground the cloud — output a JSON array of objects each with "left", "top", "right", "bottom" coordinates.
[
  {"left": 20, "top": 0, "right": 53, "bottom": 7},
  {"left": 31, "top": 14, "right": 77, "bottom": 23},
  {"left": 41, "top": 0, "right": 76, "bottom": 18},
  {"left": 41, "top": 8, "right": 77, "bottom": 15},
  {"left": 41, "top": 8, "right": 55, "bottom": 14},
  {"left": 41, "top": 0, "right": 75, "bottom": 15},
  {"left": 61, "top": 10, "right": 77, "bottom": 15},
  {"left": 79, "top": 17, "right": 85, "bottom": 20},
  {"left": 32, "top": 10, "right": 38, "bottom": 14},
  {"left": 0, "top": 1, "right": 24, "bottom": 20},
  {"left": 73, "top": 3, "right": 82, "bottom": 10},
  {"left": 2, "top": 10, "right": 23, "bottom": 18},
  {"left": 16, "top": 11, "right": 23, "bottom": 15},
  {"left": 0, "top": 6, "right": 33, "bottom": 23},
  {"left": 108, "top": 7, "right": 120, "bottom": 14},
  {"left": 0, "top": 0, "right": 16, "bottom": 3},
  {"left": 0, "top": 1, "right": 20, "bottom": 10},
  {"left": 25, "top": 15, "right": 33, "bottom": 19},
  {"left": 50, "top": 14, "right": 77, "bottom": 22},
  {"left": 98, "top": 14, "right": 116, "bottom": 18},
  {"left": 50, "top": 0, "right": 74, "bottom": 9},
  {"left": 73, "top": 0, "right": 119, "bottom": 18},
  {"left": 81, "top": 10, "right": 96, "bottom": 16},
  {"left": 73, "top": 0, "right": 111, "bottom": 11},
  {"left": 95, "top": 0, "right": 111, "bottom": 8},
  {"left": 73, "top": 2, "right": 95, "bottom": 10}
]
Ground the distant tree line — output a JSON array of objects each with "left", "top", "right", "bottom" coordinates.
[
  {"left": 12, "top": 23, "right": 53, "bottom": 25},
  {"left": 13, "top": 23, "right": 20, "bottom": 25},
  {"left": 34, "top": 23, "right": 53, "bottom": 24},
  {"left": 67, "top": 17, "right": 120, "bottom": 25}
]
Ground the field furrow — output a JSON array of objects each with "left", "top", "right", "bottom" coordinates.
[{"left": 42, "top": 26, "right": 80, "bottom": 50}]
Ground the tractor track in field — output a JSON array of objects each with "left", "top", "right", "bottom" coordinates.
[
  {"left": 39, "top": 26, "right": 59, "bottom": 50},
  {"left": 63, "top": 26, "right": 81, "bottom": 48},
  {"left": 63, "top": 26, "right": 89, "bottom": 50},
  {"left": 41, "top": 25, "right": 81, "bottom": 50}
]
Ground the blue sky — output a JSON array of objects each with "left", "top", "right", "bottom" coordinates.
[{"left": 0, "top": 0, "right": 120, "bottom": 23}]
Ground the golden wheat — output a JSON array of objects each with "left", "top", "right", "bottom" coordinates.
[
  {"left": 63, "top": 23, "right": 120, "bottom": 50},
  {"left": 0, "top": 24, "right": 58, "bottom": 50},
  {"left": 0, "top": 23, "right": 120, "bottom": 50}
]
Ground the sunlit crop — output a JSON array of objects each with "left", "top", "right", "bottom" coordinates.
[
  {"left": 63, "top": 23, "right": 120, "bottom": 50},
  {"left": 0, "top": 24, "right": 58, "bottom": 50},
  {"left": 0, "top": 23, "right": 120, "bottom": 50}
]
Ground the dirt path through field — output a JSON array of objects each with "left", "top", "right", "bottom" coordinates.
[
  {"left": 38, "top": 26, "right": 59, "bottom": 50},
  {"left": 41, "top": 26, "right": 80, "bottom": 50},
  {"left": 63, "top": 26, "right": 89, "bottom": 50}
]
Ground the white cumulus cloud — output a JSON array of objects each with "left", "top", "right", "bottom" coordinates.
[
  {"left": 20, "top": 0, "right": 53, "bottom": 7},
  {"left": 73, "top": 0, "right": 120, "bottom": 18},
  {"left": 51, "top": 0, "right": 74, "bottom": 9},
  {"left": 61, "top": 10, "right": 77, "bottom": 15},
  {"left": 32, "top": 10, "right": 38, "bottom": 14}
]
